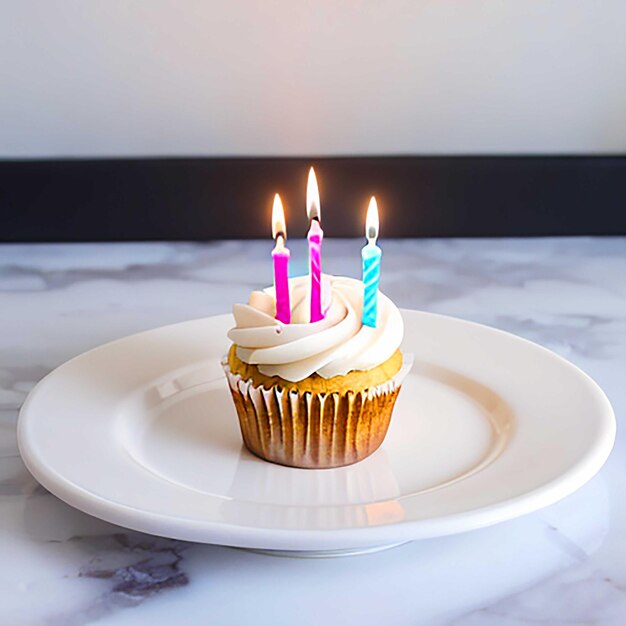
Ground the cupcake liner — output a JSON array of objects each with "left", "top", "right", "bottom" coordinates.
[{"left": 222, "top": 355, "right": 413, "bottom": 469}]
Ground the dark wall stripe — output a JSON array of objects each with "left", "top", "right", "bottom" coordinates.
[{"left": 0, "top": 156, "right": 624, "bottom": 242}]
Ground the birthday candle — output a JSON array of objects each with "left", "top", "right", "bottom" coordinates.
[
  {"left": 361, "top": 197, "right": 381, "bottom": 328},
  {"left": 271, "top": 194, "right": 291, "bottom": 324},
  {"left": 306, "top": 167, "right": 324, "bottom": 323}
]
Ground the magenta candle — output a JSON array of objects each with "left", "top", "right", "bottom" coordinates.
[
  {"left": 271, "top": 194, "right": 291, "bottom": 324},
  {"left": 307, "top": 219, "right": 323, "bottom": 322},
  {"left": 272, "top": 244, "right": 290, "bottom": 323},
  {"left": 306, "top": 167, "right": 325, "bottom": 323}
]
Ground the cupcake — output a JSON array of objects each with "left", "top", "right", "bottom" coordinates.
[{"left": 222, "top": 274, "right": 407, "bottom": 469}]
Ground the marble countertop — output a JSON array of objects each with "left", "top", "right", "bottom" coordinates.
[{"left": 1, "top": 237, "right": 625, "bottom": 626}]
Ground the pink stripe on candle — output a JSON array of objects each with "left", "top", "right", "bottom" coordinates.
[
  {"left": 308, "top": 219, "right": 324, "bottom": 322},
  {"left": 272, "top": 246, "right": 291, "bottom": 324}
]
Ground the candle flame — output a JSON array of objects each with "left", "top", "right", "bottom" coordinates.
[
  {"left": 272, "top": 193, "right": 287, "bottom": 240},
  {"left": 306, "top": 167, "right": 321, "bottom": 221},
  {"left": 366, "top": 196, "right": 379, "bottom": 242}
]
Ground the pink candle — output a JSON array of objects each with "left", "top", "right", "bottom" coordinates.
[
  {"left": 307, "top": 167, "right": 324, "bottom": 323},
  {"left": 307, "top": 219, "right": 323, "bottom": 322},
  {"left": 271, "top": 194, "right": 291, "bottom": 324}
]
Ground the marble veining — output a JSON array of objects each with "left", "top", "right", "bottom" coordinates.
[{"left": 1, "top": 237, "right": 625, "bottom": 625}]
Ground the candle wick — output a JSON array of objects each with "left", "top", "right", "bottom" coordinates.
[{"left": 274, "top": 233, "right": 287, "bottom": 252}]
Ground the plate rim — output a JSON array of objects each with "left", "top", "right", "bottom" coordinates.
[{"left": 17, "top": 311, "right": 616, "bottom": 550}]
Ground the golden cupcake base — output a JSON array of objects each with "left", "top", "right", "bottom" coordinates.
[{"left": 223, "top": 362, "right": 402, "bottom": 469}]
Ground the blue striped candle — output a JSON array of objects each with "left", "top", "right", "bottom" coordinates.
[{"left": 362, "top": 197, "right": 381, "bottom": 328}]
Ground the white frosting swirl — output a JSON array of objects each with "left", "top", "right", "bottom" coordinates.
[{"left": 227, "top": 275, "right": 403, "bottom": 382}]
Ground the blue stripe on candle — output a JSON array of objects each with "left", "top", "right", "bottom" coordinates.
[{"left": 362, "top": 243, "right": 381, "bottom": 327}]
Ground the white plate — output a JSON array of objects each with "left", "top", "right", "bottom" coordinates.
[{"left": 18, "top": 311, "right": 615, "bottom": 554}]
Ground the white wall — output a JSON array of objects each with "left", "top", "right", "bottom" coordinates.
[{"left": 1, "top": 0, "right": 625, "bottom": 158}]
